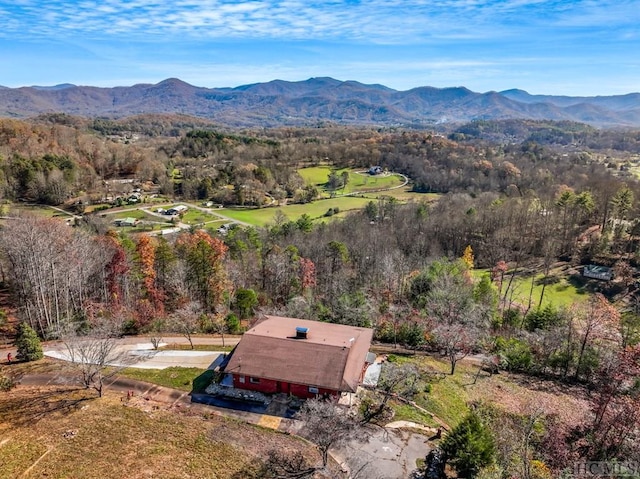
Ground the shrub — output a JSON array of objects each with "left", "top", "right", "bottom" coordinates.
[
  {"left": 225, "top": 313, "right": 242, "bottom": 335},
  {"left": 14, "top": 322, "right": 44, "bottom": 362},
  {"left": 0, "top": 373, "right": 16, "bottom": 392},
  {"left": 501, "top": 308, "right": 522, "bottom": 328},
  {"left": 122, "top": 319, "right": 139, "bottom": 335},
  {"left": 494, "top": 337, "right": 533, "bottom": 371},
  {"left": 441, "top": 411, "right": 495, "bottom": 478},
  {"left": 525, "top": 304, "right": 562, "bottom": 331}
]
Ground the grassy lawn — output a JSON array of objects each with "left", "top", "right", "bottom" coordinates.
[
  {"left": 474, "top": 267, "right": 589, "bottom": 309},
  {"left": 221, "top": 196, "right": 373, "bottom": 226},
  {"left": 8, "top": 204, "right": 65, "bottom": 218},
  {"left": 179, "top": 208, "right": 221, "bottom": 225},
  {"left": 506, "top": 273, "right": 588, "bottom": 308},
  {"left": 361, "top": 187, "right": 441, "bottom": 203},
  {"left": 298, "top": 166, "right": 336, "bottom": 185},
  {"left": 119, "top": 366, "right": 211, "bottom": 392},
  {"left": 109, "top": 208, "right": 155, "bottom": 221},
  {"left": 298, "top": 166, "right": 404, "bottom": 195},
  {"left": 385, "top": 354, "right": 472, "bottom": 428},
  {"left": 383, "top": 351, "right": 592, "bottom": 435}
]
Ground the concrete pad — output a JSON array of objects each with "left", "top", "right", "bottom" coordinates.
[
  {"left": 45, "top": 347, "right": 225, "bottom": 370},
  {"left": 336, "top": 426, "right": 430, "bottom": 478},
  {"left": 128, "top": 350, "right": 224, "bottom": 369}
]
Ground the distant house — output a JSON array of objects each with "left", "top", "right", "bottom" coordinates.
[
  {"left": 223, "top": 316, "right": 374, "bottom": 399},
  {"left": 583, "top": 264, "right": 613, "bottom": 281},
  {"left": 114, "top": 217, "right": 139, "bottom": 227},
  {"left": 368, "top": 166, "right": 383, "bottom": 175},
  {"left": 165, "top": 205, "right": 188, "bottom": 215},
  {"left": 217, "top": 223, "right": 237, "bottom": 235},
  {"left": 127, "top": 192, "right": 142, "bottom": 203}
]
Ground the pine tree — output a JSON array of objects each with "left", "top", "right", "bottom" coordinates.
[
  {"left": 14, "top": 322, "right": 44, "bottom": 362},
  {"left": 441, "top": 411, "right": 495, "bottom": 478}
]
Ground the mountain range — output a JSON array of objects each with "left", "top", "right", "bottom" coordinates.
[{"left": 1, "top": 77, "right": 639, "bottom": 128}]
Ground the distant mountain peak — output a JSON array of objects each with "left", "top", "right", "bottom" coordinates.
[
  {"left": 500, "top": 88, "right": 530, "bottom": 95},
  {"left": 157, "top": 78, "right": 195, "bottom": 87},
  {"left": 30, "top": 83, "right": 77, "bottom": 91}
]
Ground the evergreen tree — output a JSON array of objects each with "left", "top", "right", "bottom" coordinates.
[
  {"left": 441, "top": 411, "right": 495, "bottom": 478},
  {"left": 14, "top": 322, "right": 44, "bottom": 362}
]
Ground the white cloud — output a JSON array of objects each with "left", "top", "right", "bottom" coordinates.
[{"left": 0, "top": 0, "right": 568, "bottom": 42}]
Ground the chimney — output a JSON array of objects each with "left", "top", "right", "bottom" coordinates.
[{"left": 295, "top": 326, "right": 309, "bottom": 339}]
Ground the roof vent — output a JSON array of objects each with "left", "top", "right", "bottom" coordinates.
[{"left": 295, "top": 326, "right": 309, "bottom": 339}]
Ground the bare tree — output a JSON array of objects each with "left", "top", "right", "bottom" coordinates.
[
  {"left": 297, "top": 398, "right": 360, "bottom": 469},
  {"left": 147, "top": 319, "right": 165, "bottom": 351},
  {"left": 62, "top": 322, "right": 140, "bottom": 397},
  {"left": 257, "top": 449, "right": 317, "bottom": 479},
  {"left": 434, "top": 323, "right": 477, "bottom": 375},
  {"left": 0, "top": 216, "right": 110, "bottom": 337},
  {"left": 168, "top": 301, "right": 202, "bottom": 349}
]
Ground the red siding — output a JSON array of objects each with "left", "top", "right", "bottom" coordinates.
[
  {"left": 289, "top": 383, "right": 339, "bottom": 399},
  {"left": 232, "top": 374, "right": 339, "bottom": 399},
  {"left": 232, "top": 374, "right": 278, "bottom": 393}
]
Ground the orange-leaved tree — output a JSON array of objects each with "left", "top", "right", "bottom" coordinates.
[{"left": 176, "top": 230, "right": 228, "bottom": 313}]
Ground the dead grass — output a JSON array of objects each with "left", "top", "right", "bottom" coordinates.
[
  {"left": 0, "top": 384, "right": 318, "bottom": 479},
  {"left": 467, "top": 371, "right": 591, "bottom": 426},
  {"left": 387, "top": 354, "right": 591, "bottom": 432}
]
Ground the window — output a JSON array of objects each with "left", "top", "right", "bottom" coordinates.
[
  {"left": 249, "top": 377, "right": 260, "bottom": 384},
  {"left": 308, "top": 386, "right": 319, "bottom": 394},
  {"left": 238, "top": 375, "right": 245, "bottom": 383}
]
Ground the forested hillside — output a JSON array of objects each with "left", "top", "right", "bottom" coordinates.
[{"left": 2, "top": 114, "right": 640, "bottom": 476}]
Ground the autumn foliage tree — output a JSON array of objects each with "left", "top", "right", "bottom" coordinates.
[
  {"left": 135, "top": 235, "right": 164, "bottom": 316},
  {"left": 103, "top": 231, "right": 130, "bottom": 307},
  {"left": 176, "top": 230, "right": 228, "bottom": 313}
]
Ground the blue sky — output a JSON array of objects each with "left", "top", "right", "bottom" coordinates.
[{"left": 1, "top": 0, "right": 638, "bottom": 95}]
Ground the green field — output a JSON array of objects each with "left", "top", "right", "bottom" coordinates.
[
  {"left": 298, "top": 166, "right": 405, "bottom": 195},
  {"left": 8, "top": 204, "right": 67, "bottom": 218},
  {"left": 504, "top": 273, "right": 588, "bottom": 308},
  {"left": 475, "top": 268, "right": 588, "bottom": 309},
  {"left": 180, "top": 208, "right": 224, "bottom": 225},
  {"left": 109, "top": 208, "right": 157, "bottom": 221},
  {"left": 220, "top": 196, "right": 374, "bottom": 226},
  {"left": 360, "top": 186, "right": 441, "bottom": 203}
]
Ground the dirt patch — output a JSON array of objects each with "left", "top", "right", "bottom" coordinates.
[{"left": 468, "top": 371, "right": 591, "bottom": 426}]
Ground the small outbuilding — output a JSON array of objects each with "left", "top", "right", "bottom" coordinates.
[
  {"left": 583, "top": 264, "right": 613, "bottom": 281},
  {"left": 166, "top": 205, "right": 188, "bottom": 215},
  {"left": 223, "top": 316, "right": 374, "bottom": 399},
  {"left": 114, "top": 217, "right": 139, "bottom": 227}
]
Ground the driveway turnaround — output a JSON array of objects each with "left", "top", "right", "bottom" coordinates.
[{"left": 43, "top": 340, "right": 229, "bottom": 370}]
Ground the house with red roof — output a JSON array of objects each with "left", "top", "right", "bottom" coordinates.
[{"left": 222, "top": 315, "right": 374, "bottom": 399}]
